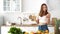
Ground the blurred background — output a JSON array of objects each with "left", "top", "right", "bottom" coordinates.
[{"left": 0, "top": 0, "right": 60, "bottom": 34}]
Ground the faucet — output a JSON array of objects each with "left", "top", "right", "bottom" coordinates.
[{"left": 17, "top": 17, "right": 22, "bottom": 25}]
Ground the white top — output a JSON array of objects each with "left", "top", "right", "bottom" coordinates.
[{"left": 38, "top": 16, "right": 48, "bottom": 25}]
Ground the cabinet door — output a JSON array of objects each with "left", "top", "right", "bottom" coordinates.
[
  {"left": 1, "top": 26, "right": 10, "bottom": 34},
  {"left": 1, "top": 26, "right": 38, "bottom": 34}
]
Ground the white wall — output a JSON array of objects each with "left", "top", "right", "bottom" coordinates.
[
  {"left": 4, "top": 12, "right": 23, "bottom": 24},
  {"left": 48, "top": 0, "right": 60, "bottom": 18},
  {"left": 3, "top": 0, "right": 60, "bottom": 24},
  {"left": 22, "top": 0, "right": 47, "bottom": 14},
  {"left": 0, "top": 0, "right": 4, "bottom": 34},
  {"left": 0, "top": 0, "right": 60, "bottom": 34},
  {"left": 3, "top": 0, "right": 47, "bottom": 24},
  {"left": 0, "top": 0, "right": 60, "bottom": 25}
]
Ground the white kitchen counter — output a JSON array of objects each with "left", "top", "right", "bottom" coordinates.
[{"left": 1, "top": 25, "right": 54, "bottom": 34}]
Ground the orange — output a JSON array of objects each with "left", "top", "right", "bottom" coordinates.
[
  {"left": 30, "top": 32, "right": 34, "bottom": 34},
  {"left": 24, "top": 32, "right": 28, "bottom": 34},
  {"left": 45, "top": 33, "right": 49, "bottom": 34},
  {"left": 37, "top": 30, "right": 41, "bottom": 34},
  {"left": 45, "top": 30, "right": 49, "bottom": 33}
]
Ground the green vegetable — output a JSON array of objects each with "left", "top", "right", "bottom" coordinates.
[{"left": 8, "top": 27, "right": 23, "bottom": 34}]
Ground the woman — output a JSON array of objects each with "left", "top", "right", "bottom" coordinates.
[{"left": 36, "top": 3, "right": 50, "bottom": 32}]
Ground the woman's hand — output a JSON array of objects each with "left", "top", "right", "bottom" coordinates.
[
  {"left": 36, "top": 19, "right": 39, "bottom": 24},
  {"left": 46, "top": 14, "right": 50, "bottom": 18},
  {"left": 46, "top": 13, "right": 50, "bottom": 24}
]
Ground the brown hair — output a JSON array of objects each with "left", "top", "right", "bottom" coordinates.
[{"left": 39, "top": 3, "right": 48, "bottom": 17}]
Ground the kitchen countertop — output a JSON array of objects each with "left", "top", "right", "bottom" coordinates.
[{"left": 2, "top": 24, "right": 54, "bottom": 27}]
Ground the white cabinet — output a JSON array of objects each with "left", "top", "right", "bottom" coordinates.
[
  {"left": 1, "top": 26, "right": 54, "bottom": 34},
  {"left": 1, "top": 26, "right": 38, "bottom": 34},
  {"left": 3, "top": 0, "right": 21, "bottom": 12}
]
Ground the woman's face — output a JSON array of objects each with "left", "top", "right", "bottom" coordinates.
[{"left": 42, "top": 5, "right": 47, "bottom": 12}]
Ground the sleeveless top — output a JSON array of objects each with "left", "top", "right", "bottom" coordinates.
[{"left": 38, "top": 16, "right": 48, "bottom": 25}]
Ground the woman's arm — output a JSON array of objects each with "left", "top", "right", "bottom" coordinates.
[
  {"left": 46, "top": 13, "right": 50, "bottom": 24},
  {"left": 36, "top": 19, "right": 39, "bottom": 24}
]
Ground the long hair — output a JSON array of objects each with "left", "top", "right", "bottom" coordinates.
[{"left": 39, "top": 3, "right": 48, "bottom": 17}]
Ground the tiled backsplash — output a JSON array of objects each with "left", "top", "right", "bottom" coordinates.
[{"left": 3, "top": 12, "right": 38, "bottom": 25}]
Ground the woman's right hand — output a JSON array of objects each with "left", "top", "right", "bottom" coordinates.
[{"left": 36, "top": 19, "right": 39, "bottom": 24}]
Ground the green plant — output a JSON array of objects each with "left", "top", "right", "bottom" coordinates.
[
  {"left": 54, "top": 18, "right": 60, "bottom": 34},
  {"left": 8, "top": 27, "right": 23, "bottom": 34}
]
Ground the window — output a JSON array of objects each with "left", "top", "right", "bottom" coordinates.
[{"left": 3, "top": 0, "right": 20, "bottom": 11}]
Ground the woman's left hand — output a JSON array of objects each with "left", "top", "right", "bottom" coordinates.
[{"left": 46, "top": 14, "right": 50, "bottom": 18}]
